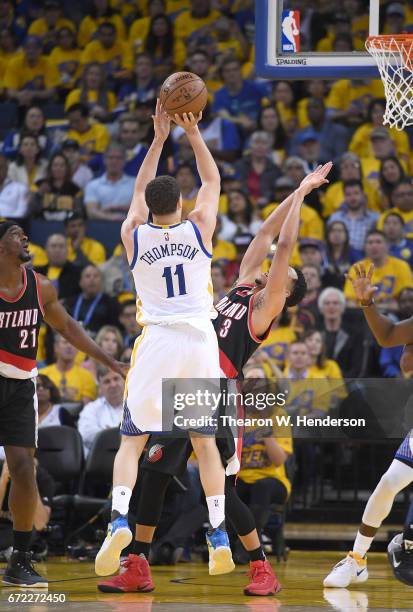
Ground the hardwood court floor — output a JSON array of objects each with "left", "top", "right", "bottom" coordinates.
[{"left": 0, "top": 551, "right": 412, "bottom": 611}]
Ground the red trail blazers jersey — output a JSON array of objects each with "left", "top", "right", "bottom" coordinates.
[{"left": 0, "top": 267, "right": 44, "bottom": 379}]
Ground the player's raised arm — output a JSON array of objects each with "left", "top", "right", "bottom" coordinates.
[
  {"left": 173, "top": 112, "right": 220, "bottom": 246},
  {"left": 348, "top": 263, "right": 413, "bottom": 347},
  {"left": 239, "top": 162, "right": 332, "bottom": 283},
  {"left": 39, "top": 275, "right": 128, "bottom": 378},
  {"left": 251, "top": 171, "right": 329, "bottom": 335},
  {"left": 121, "top": 99, "right": 171, "bottom": 257}
]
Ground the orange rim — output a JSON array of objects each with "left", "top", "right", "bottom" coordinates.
[{"left": 366, "top": 34, "right": 413, "bottom": 52}]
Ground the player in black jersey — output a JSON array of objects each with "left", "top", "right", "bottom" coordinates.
[
  {"left": 98, "top": 163, "right": 332, "bottom": 595},
  {"left": 0, "top": 221, "right": 127, "bottom": 588}
]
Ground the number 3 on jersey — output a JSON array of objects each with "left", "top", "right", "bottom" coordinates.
[
  {"left": 162, "top": 264, "right": 187, "bottom": 298},
  {"left": 219, "top": 318, "right": 232, "bottom": 338}
]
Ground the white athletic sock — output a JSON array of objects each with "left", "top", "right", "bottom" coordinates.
[
  {"left": 206, "top": 495, "right": 225, "bottom": 529},
  {"left": 353, "top": 532, "right": 373, "bottom": 558},
  {"left": 112, "top": 485, "right": 132, "bottom": 516}
]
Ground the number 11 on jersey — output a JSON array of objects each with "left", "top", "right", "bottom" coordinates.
[{"left": 162, "top": 264, "right": 187, "bottom": 298}]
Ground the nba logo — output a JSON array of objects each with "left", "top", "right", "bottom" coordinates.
[{"left": 281, "top": 10, "right": 300, "bottom": 53}]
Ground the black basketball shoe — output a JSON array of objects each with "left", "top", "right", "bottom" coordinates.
[
  {"left": 2, "top": 551, "right": 48, "bottom": 587},
  {"left": 387, "top": 533, "right": 413, "bottom": 586}
]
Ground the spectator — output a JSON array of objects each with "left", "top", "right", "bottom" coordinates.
[
  {"left": 81, "top": 21, "right": 133, "bottom": 85},
  {"left": 36, "top": 374, "right": 63, "bottom": 427},
  {"left": 60, "top": 139, "right": 94, "bottom": 190},
  {"left": 128, "top": 0, "right": 166, "bottom": 55},
  {"left": 318, "top": 287, "right": 364, "bottom": 378},
  {"left": 187, "top": 48, "right": 222, "bottom": 94},
  {"left": 118, "top": 299, "right": 140, "bottom": 347},
  {"left": 378, "top": 156, "right": 405, "bottom": 209},
  {"left": 377, "top": 181, "right": 413, "bottom": 238},
  {"left": 236, "top": 368, "right": 292, "bottom": 544},
  {"left": 2, "top": 105, "right": 50, "bottom": 160},
  {"left": 144, "top": 14, "right": 186, "bottom": 80},
  {"left": 219, "top": 189, "right": 261, "bottom": 241},
  {"left": 384, "top": 2, "right": 406, "bottom": 34},
  {"left": 40, "top": 334, "right": 97, "bottom": 403},
  {"left": 382, "top": 212, "right": 413, "bottom": 269},
  {"left": 36, "top": 233, "right": 81, "bottom": 299},
  {"left": 303, "top": 329, "right": 343, "bottom": 379},
  {"left": 364, "top": 128, "right": 399, "bottom": 183},
  {"left": 65, "top": 265, "right": 119, "bottom": 334},
  {"left": 82, "top": 325, "right": 123, "bottom": 379},
  {"left": 28, "top": 0, "right": 75, "bottom": 53},
  {"left": 218, "top": 163, "right": 243, "bottom": 214},
  {"left": 65, "top": 63, "right": 116, "bottom": 122},
  {"left": 235, "top": 131, "right": 281, "bottom": 204},
  {"left": 289, "top": 97, "right": 349, "bottom": 163},
  {"left": 4, "top": 35, "right": 59, "bottom": 107},
  {"left": 174, "top": 0, "right": 221, "bottom": 44},
  {"left": 100, "top": 243, "right": 135, "bottom": 300},
  {"left": 118, "top": 116, "right": 148, "bottom": 177},
  {"left": 66, "top": 103, "right": 110, "bottom": 161},
  {"left": 283, "top": 340, "right": 312, "bottom": 379},
  {"left": 296, "top": 131, "right": 323, "bottom": 172},
  {"left": 349, "top": 98, "right": 410, "bottom": 164},
  {"left": 322, "top": 152, "right": 380, "bottom": 217},
  {"left": 84, "top": 143, "right": 135, "bottom": 220},
  {"left": 0, "top": 154, "right": 28, "bottom": 219},
  {"left": 213, "top": 15, "right": 248, "bottom": 64},
  {"left": 298, "top": 264, "right": 322, "bottom": 329},
  {"left": 298, "top": 239, "right": 325, "bottom": 270},
  {"left": 326, "top": 78, "right": 384, "bottom": 128},
  {"left": 77, "top": 367, "right": 124, "bottom": 458},
  {"left": 211, "top": 261, "right": 227, "bottom": 303},
  {"left": 0, "top": 5, "right": 25, "bottom": 47},
  {"left": 173, "top": 164, "right": 198, "bottom": 218},
  {"left": 7, "top": 135, "right": 47, "bottom": 188},
  {"left": 118, "top": 53, "right": 158, "bottom": 107},
  {"left": 380, "top": 288, "right": 413, "bottom": 377},
  {"left": 212, "top": 57, "right": 265, "bottom": 132},
  {"left": 49, "top": 27, "right": 81, "bottom": 99},
  {"left": 329, "top": 179, "right": 379, "bottom": 252},
  {"left": 282, "top": 156, "right": 322, "bottom": 215},
  {"left": 211, "top": 216, "right": 237, "bottom": 267},
  {"left": 196, "top": 102, "right": 241, "bottom": 164},
  {"left": 78, "top": 0, "right": 126, "bottom": 48},
  {"left": 272, "top": 80, "right": 297, "bottom": 135},
  {"left": 323, "top": 221, "right": 363, "bottom": 290},
  {"left": 344, "top": 230, "right": 413, "bottom": 311},
  {"left": 256, "top": 104, "right": 288, "bottom": 167},
  {"left": 30, "top": 152, "right": 83, "bottom": 221},
  {"left": 64, "top": 212, "right": 106, "bottom": 267}
]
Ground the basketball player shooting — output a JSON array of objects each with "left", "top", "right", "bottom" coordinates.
[
  {"left": 324, "top": 262, "right": 413, "bottom": 588},
  {"left": 0, "top": 221, "right": 127, "bottom": 588},
  {"left": 97, "top": 162, "right": 333, "bottom": 596},
  {"left": 95, "top": 100, "right": 233, "bottom": 578}
]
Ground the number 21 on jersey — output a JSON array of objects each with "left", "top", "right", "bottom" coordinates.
[{"left": 162, "top": 264, "right": 187, "bottom": 298}]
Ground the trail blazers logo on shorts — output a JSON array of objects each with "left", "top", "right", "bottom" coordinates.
[{"left": 148, "top": 443, "right": 164, "bottom": 462}]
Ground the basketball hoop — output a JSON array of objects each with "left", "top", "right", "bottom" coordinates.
[{"left": 366, "top": 34, "right": 413, "bottom": 130}]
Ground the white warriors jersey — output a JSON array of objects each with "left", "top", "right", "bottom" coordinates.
[{"left": 130, "top": 220, "right": 215, "bottom": 326}]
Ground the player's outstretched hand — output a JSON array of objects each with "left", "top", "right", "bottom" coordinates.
[
  {"left": 173, "top": 111, "right": 202, "bottom": 134},
  {"left": 110, "top": 360, "right": 130, "bottom": 379},
  {"left": 152, "top": 98, "right": 171, "bottom": 142},
  {"left": 346, "top": 263, "right": 378, "bottom": 305},
  {"left": 299, "top": 162, "right": 332, "bottom": 195}
]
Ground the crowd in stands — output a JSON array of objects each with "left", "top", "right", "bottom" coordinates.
[{"left": 0, "top": 0, "right": 412, "bottom": 561}]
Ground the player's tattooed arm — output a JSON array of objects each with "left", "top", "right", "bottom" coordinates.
[{"left": 252, "top": 291, "right": 265, "bottom": 311}]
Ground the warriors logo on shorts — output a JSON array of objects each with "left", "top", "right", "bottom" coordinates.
[{"left": 147, "top": 443, "right": 164, "bottom": 463}]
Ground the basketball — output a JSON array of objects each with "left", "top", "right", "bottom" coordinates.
[{"left": 160, "top": 72, "right": 207, "bottom": 118}]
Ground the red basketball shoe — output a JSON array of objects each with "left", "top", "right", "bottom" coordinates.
[
  {"left": 244, "top": 560, "right": 282, "bottom": 596},
  {"left": 97, "top": 554, "right": 154, "bottom": 593}
]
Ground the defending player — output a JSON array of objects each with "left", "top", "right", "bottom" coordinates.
[
  {"left": 324, "top": 262, "right": 413, "bottom": 588},
  {"left": 95, "top": 101, "right": 233, "bottom": 578},
  {"left": 0, "top": 221, "right": 127, "bottom": 587},
  {"left": 97, "top": 163, "right": 332, "bottom": 595}
]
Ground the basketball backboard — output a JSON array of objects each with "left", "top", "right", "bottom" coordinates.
[{"left": 255, "top": 0, "right": 381, "bottom": 79}]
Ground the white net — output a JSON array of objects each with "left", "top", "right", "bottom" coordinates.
[{"left": 366, "top": 35, "right": 413, "bottom": 130}]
